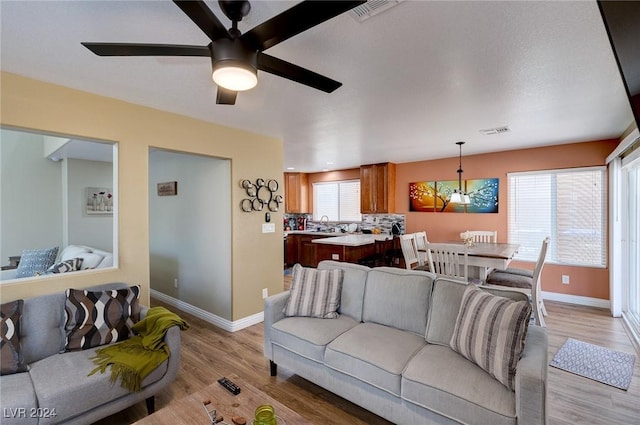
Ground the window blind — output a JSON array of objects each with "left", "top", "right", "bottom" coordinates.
[
  {"left": 313, "top": 180, "right": 361, "bottom": 221},
  {"left": 508, "top": 167, "right": 606, "bottom": 267}
]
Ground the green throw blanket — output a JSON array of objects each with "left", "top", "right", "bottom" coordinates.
[{"left": 89, "top": 306, "right": 189, "bottom": 392}]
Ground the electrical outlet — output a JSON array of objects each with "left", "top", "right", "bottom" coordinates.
[
  {"left": 262, "top": 288, "right": 269, "bottom": 299},
  {"left": 174, "top": 278, "right": 178, "bottom": 288},
  {"left": 562, "top": 275, "right": 570, "bottom": 284},
  {"left": 331, "top": 254, "right": 339, "bottom": 260}
]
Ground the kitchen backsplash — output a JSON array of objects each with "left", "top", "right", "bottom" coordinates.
[{"left": 284, "top": 213, "right": 405, "bottom": 235}]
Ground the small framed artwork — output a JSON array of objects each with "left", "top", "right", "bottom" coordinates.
[
  {"left": 157, "top": 181, "right": 178, "bottom": 196},
  {"left": 86, "top": 187, "right": 113, "bottom": 215}
]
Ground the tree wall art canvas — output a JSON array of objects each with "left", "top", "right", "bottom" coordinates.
[{"left": 409, "top": 178, "right": 499, "bottom": 213}]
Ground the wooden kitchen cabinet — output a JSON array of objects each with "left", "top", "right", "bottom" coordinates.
[
  {"left": 285, "top": 234, "right": 329, "bottom": 267},
  {"left": 284, "top": 172, "right": 309, "bottom": 213},
  {"left": 360, "top": 162, "right": 396, "bottom": 213}
]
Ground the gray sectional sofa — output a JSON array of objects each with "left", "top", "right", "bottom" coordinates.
[
  {"left": 264, "top": 261, "right": 548, "bottom": 425},
  {"left": 0, "top": 283, "right": 181, "bottom": 425}
]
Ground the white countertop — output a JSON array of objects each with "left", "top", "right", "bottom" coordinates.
[
  {"left": 284, "top": 230, "right": 341, "bottom": 237},
  {"left": 311, "top": 234, "right": 393, "bottom": 247}
]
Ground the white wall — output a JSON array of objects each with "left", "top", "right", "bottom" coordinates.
[
  {"left": 0, "top": 129, "right": 63, "bottom": 260},
  {"left": 65, "top": 158, "right": 113, "bottom": 251},
  {"left": 149, "top": 149, "right": 232, "bottom": 319}
]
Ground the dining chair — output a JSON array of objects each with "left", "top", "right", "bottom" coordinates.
[
  {"left": 399, "top": 234, "right": 419, "bottom": 270},
  {"left": 399, "top": 234, "right": 429, "bottom": 271},
  {"left": 414, "top": 231, "right": 430, "bottom": 264},
  {"left": 484, "top": 237, "right": 550, "bottom": 327},
  {"left": 461, "top": 230, "right": 498, "bottom": 243},
  {"left": 427, "top": 243, "right": 468, "bottom": 282}
]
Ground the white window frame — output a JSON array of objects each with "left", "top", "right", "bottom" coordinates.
[
  {"left": 508, "top": 166, "right": 607, "bottom": 268},
  {"left": 312, "top": 180, "right": 361, "bottom": 222}
]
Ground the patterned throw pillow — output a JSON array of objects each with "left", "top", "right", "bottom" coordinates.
[
  {"left": 1, "top": 300, "right": 28, "bottom": 375},
  {"left": 450, "top": 285, "right": 531, "bottom": 391},
  {"left": 15, "top": 247, "right": 59, "bottom": 278},
  {"left": 283, "top": 264, "right": 343, "bottom": 319},
  {"left": 46, "top": 258, "right": 84, "bottom": 274},
  {"left": 64, "top": 285, "right": 141, "bottom": 351}
]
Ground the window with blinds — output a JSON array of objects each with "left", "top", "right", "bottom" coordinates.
[
  {"left": 508, "top": 167, "right": 606, "bottom": 267},
  {"left": 313, "top": 180, "right": 362, "bottom": 222}
]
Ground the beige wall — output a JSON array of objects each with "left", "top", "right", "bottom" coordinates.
[{"left": 0, "top": 72, "right": 284, "bottom": 320}]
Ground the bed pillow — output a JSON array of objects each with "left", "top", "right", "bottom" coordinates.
[
  {"left": 1, "top": 300, "right": 28, "bottom": 375},
  {"left": 64, "top": 285, "right": 141, "bottom": 351},
  {"left": 450, "top": 285, "right": 531, "bottom": 391},
  {"left": 75, "top": 252, "right": 105, "bottom": 269},
  {"left": 283, "top": 264, "right": 343, "bottom": 319},
  {"left": 59, "top": 245, "right": 91, "bottom": 261},
  {"left": 15, "top": 247, "right": 59, "bottom": 278}
]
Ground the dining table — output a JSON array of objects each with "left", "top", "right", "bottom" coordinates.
[{"left": 462, "top": 242, "right": 520, "bottom": 279}]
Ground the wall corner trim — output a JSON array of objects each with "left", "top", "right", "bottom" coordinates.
[{"left": 150, "top": 289, "right": 264, "bottom": 332}]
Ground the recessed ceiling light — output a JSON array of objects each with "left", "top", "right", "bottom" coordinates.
[
  {"left": 286, "top": 167, "right": 295, "bottom": 170},
  {"left": 326, "top": 162, "right": 334, "bottom": 165}
]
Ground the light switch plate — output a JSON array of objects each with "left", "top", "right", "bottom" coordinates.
[{"left": 262, "top": 223, "right": 275, "bottom": 233}]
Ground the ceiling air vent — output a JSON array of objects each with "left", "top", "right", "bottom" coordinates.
[
  {"left": 350, "top": 0, "right": 405, "bottom": 23},
  {"left": 479, "top": 126, "right": 511, "bottom": 136}
]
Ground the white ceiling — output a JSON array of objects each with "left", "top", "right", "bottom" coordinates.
[{"left": 0, "top": 0, "right": 635, "bottom": 172}]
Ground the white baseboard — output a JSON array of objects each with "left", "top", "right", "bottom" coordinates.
[
  {"left": 150, "top": 289, "right": 264, "bottom": 332},
  {"left": 542, "top": 291, "right": 610, "bottom": 310}
]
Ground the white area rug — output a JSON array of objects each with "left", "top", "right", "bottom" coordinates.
[{"left": 550, "top": 338, "right": 636, "bottom": 390}]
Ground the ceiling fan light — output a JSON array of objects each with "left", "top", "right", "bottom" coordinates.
[{"left": 212, "top": 64, "right": 257, "bottom": 91}]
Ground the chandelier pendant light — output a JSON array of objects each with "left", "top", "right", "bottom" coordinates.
[{"left": 450, "top": 141, "right": 471, "bottom": 204}]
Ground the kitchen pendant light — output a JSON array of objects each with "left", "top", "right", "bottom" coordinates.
[{"left": 451, "top": 141, "right": 471, "bottom": 205}]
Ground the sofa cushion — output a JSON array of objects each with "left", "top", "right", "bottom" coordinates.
[
  {"left": 283, "top": 264, "right": 343, "bottom": 319},
  {"left": 28, "top": 347, "right": 167, "bottom": 425},
  {"left": 362, "top": 267, "right": 434, "bottom": 335},
  {"left": 15, "top": 246, "right": 59, "bottom": 278},
  {"left": 271, "top": 315, "right": 359, "bottom": 362},
  {"left": 20, "top": 292, "right": 67, "bottom": 364},
  {"left": 402, "top": 344, "right": 516, "bottom": 425},
  {"left": 1, "top": 300, "right": 28, "bottom": 375},
  {"left": 64, "top": 285, "right": 141, "bottom": 351},
  {"left": 450, "top": 285, "right": 531, "bottom": 390},
  {"left": 0, "top": 371, "right": 39, "bottom": 425},
  {"left": 318, "top": 260, "right": 370, "bottom": 322},
  {"left": 324, "top": 322, "right": 426, "bottom": 396}
]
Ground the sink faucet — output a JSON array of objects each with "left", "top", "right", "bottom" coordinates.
[{"left": 320, "top": 215, "right": 329, "bottom": 224}]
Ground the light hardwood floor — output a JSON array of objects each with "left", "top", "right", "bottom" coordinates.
[{"left": 95, "top": 287, "right": 640, "bottom": 424}]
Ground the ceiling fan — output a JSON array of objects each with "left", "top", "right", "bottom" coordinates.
[{"left": 82, "top": 0, "right": 365, "bottom": 105}]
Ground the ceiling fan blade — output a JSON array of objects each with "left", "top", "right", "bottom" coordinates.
[
  {"left": 173, "top": 0, "right": 230, "bottom": 42},
  {"left": 257, "top": 52, "right": 341, "bottom": 93},
  {"left": 81, "top": 42, "right": 211, "bottom": 57},
  {"left": 241, "top": 0, "right": 366, "bottom": 51},
  {"left": 216, "top": 87, "right": 238, "bottom": 105}
]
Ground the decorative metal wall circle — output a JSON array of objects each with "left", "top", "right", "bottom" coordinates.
[{"left": 240, "top": 178, "right": 282, "bottom": 212}]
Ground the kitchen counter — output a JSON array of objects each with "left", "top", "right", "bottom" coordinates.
[{"left": 312, "top": 234, "right": 393, "bottom": 247}]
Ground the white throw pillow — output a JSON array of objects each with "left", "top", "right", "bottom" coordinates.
[
  {"left": 60, "top": 245, "right": 91, "bottom": 262},
  {"left": 76, "top": 252, "right": 105, "bottom": 269}
]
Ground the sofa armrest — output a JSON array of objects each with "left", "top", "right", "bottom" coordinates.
[
  {"left": 263, "top": 291, "right": 290, "bottom": 359},
  {"left": 515, "top": 326, "right": 548, "bottom": 425}
]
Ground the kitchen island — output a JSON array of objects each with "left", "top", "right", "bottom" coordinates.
[{"left": 312, "top": 234, "right": 394, "bottom": 266}]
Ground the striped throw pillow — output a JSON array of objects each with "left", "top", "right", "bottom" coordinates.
[
  {"left": 283, "top": 264, "right": 343, "bottom": 319},
  {"left": 450, "top": 285, "right": 531, "bottom": 391}
]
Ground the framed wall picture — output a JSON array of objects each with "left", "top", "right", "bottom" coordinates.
[
  {"left": 86, "top": 187, "right": 113, "bottom": 215},
  {"left": 157, "top": 181, "right": 178, "bottom": 196}
]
